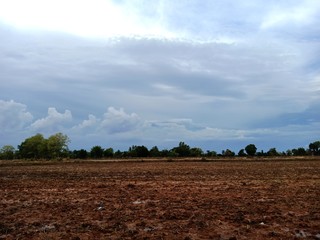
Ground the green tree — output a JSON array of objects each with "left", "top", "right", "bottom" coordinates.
[
  {"left": 206, "top": 150, "right": 217, "bottom": 157},
  {"left": 237, "top": 149, "right": 246, "bottom": 157},
  {"left": 136, "top": 146, "right": 149, "bottom": 157},
  {"left": 267, "top": 148, "right": 279, "bottom": 157},
  {"left": 172, "top": 142, "right": 191, "bottom": 157},
  {"left": 286, "top": 149, "right": 292, "bottom": 156},
  {"left": 128, "top": 145, "right": 137, "bottom": 157},
  {"left": 72, "top": 149, "right": 88, "bottom": 159},
  {"left": 18, "top": 133, "right": 47, "bottom": 159},
  {"left": 150, "top": 146, "right": 160, "bottom": 157},
  {"left": 245, "top": 144, "right": 257, "bottom": 156},
  {"left": 160, "top": 149, "right": 170, "bottom": 157},
  {"left": 47, "top": 133, "right": 70, "bottom": 159},
  {"left": 114, "top": 150, "right": 123, "bottom": 158},
  {"left": 292, "top": 147, "right": 307, "bottom": 156},
  {"left": 222, "top": 149, "right": 235, "bottom": 157},
  {"left": 128, "top": 145, "right": 149, "bottom": 157},
  {"left": 190, "top": 147, "right": 203, "bottom": 157},
  {"left": 104, "top": 147, "right": 114, "bottom": 158},
  {"left": 90, "top": 146, "right": 104, "bottom": 159},
  {"left": 309, "top": 141, "right": 320, "bottom": 155},
  {"left": 0, "top": 145, "right": 16, "bottom": 160}
]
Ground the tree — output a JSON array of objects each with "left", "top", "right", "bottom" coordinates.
[
  {"left": 206, "top": 150, "right": 217, "bottom": 157},
  {"left": 114, "top": 150, "right": 123, "bottom": 158},
  {"left": 160, "top": 149, "right": 170, "bottom": 157},
  {"left": 150, "top": 146, "right": 160, "bottom": 157},
  {"left": 222, "top": 149, "right": 235, "bottom": 157},
  {"left": 17, "top": 133, "right": 70, "bottom": 159},
  {"left": 237, "top": 149, "right": 246, "bottom": 157},
  {"left": 18, "top": 133, "right": 47, "bottom": 159},
  {"left": 128, "top": 145, "right": 149, "bottom": 157},
  {"left": 47, "top": 133, "right": 70, "bottom": 159},
  {"left": 0, "top": 145, "right": 15, "bottom": 160},
  {"left": 309, "top": 141, "right": 320, "bottom": 155},
  {"left": 172, "top": 142, "right": 191, "bottom": 157},
  {"left": 256, "top": 150, "right": 265, "bottom": 157},
  {"left": 267, "top": 148, "right": 279, "bottom": 157},
  {"left": 292, "top": 147, "right": 307, "bottom": 156},
  {"left": 104, "top": 148, "right": 114, "bottom": 158},
  {"left": 286, "top": 149, "right": 293, "bottom": 156},
  {"left": 245, "top": 144, "right": 257, "bottom": 156},
  {"left": 72, "top": 149, "right": 88, "bottom": 159},
  {"left": 90, "top": 146, "right": 104, "bottom": 159},
  {"left": 190, "top": 147, "right": 203, "bottom": 157},
  {"left": 136, "top": 146, "right": 149, "bottom": 157}
]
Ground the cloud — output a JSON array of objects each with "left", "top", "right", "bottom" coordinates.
[
  {"left": 260, "top": 1, "right": 320, "bottom": 30},
  {"left": 0, "top": 27, "right": 316, "bottom": 130},
  {"left": 71, "top": 107, "right": 143, "bottom": 135},
  {"left": 0, "top": 0, "right": 175, "bottom": 39},
  {"left": 0, "top": 1, "right": 319, "bottom": 151},
  {"left": 74, "top": 114, "right": 99, "bottom": 130},
  {"left": 0, "top": 99, "right": 318, "bottom": 152},
  {"left": 31, "top": 107, "right": 72, "bottom": 131},
  {"left": 101, "top": 107, "right": 142, "bottom": 134},
  {"left": 254, "top": 102, "right": 320, "bottom": 128},
  {"left": 0, "top": 99, "right": 33, "bottom": 132}
]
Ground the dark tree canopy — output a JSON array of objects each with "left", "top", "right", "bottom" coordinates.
[
  {"left": 238, "top": 149, "right": 246, "bottom": 157},
  {"left": 222, "top": 149, "right": 235, "bottom": 157},
  {"left": 245, "top": 144, "right": 257, "bottom": 156},
  {"left": 292, "top": 147, "right": 307, "bottom": 156},
  {"left": 72, "top": 149, "right": 88, "bottom": 159},
  {"left": 2, "top": 133, "right": 320, "bottom": 160},
  {"left": 267, "top": 148, "right": 279, "bottom": 156},
  {"left": 150, "top": 146, "right": 160, "bottom": 157},
  {"left": 309, "top": 141, "right": 320, "bottom": 155},
  {"left": 104, "top": 148, "right": 114, "bottom": 158},
  {"left": 128, "top": 145, "right": 149, "bottom": 158},
  {"left": 190, "top": 147, "right": 203, "bottom": 157},
  {"left": 90, "top": 146, "right": 104, "bottom": 159},
  {"left": 172, "top": 142, "right": 191, "bottom": 157}
]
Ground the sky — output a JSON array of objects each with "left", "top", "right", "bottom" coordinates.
[{"left": 0, "top": 0, "right": 319, "bottom": 152}]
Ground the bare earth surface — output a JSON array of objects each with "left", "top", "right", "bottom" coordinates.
[{"left": 1, "top": 159, "right": 320, "bottom": 240}]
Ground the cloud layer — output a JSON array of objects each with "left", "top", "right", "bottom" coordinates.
[
  {"left": 0, "top": 99, "right": 318, "bottom": 151},
  {"left": 0, "top": 1, "right": 319, "bottom": 151}
]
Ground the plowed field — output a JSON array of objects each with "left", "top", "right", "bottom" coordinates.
[{"left": 1, "top": 160, "right": 320, "bottom": 239}]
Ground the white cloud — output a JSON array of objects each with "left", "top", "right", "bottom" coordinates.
[
  {"left": 70, "top": 107, "right": 143, "bottom": 136},
  {"left": 0, "top": 99, "right": 33, "bottom": 131},
  {"left": 0, "top": 0, "right": 175, "bottom": 39},
  {"left": 100, "top": 107, "right": 142, "bottom": 134},
  {"left": 260, "top": 1, "right": 320, "bottom": 30},
  {"left": 74, "top": 114, "right": 98, "bottom": 130},
  {"left": 31, "top": 107, "right": 72, "bottom": 131}
]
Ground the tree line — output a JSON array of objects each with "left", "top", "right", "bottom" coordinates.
[{"left": 0, "top": 133, "right": 319, "bottom": 160}]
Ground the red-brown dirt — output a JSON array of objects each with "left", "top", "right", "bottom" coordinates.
[{"left": 0, "top": 159, "right": 320, "bottom": 240}]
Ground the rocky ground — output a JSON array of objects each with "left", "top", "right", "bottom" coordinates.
[{"left": 0, "top": 159, "right": 320, "bottom": 239}]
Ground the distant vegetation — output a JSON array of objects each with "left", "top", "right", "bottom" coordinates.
[{"left": 0, "top": 133, "right": 319, "bottom": 160}]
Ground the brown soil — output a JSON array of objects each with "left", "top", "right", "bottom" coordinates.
[{"left": 0, "top": 160, "right": 320, "bottom": 240}]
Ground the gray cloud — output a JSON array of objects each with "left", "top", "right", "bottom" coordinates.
[
  {"left": 0, "top": 1, "right": 319, "bottom": 150},
  {"left": 0, "top": 99, "right": 33, "bottom": 131},
  {"left": 0, "top": 31, "right": 317, "bottom": 128}
]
